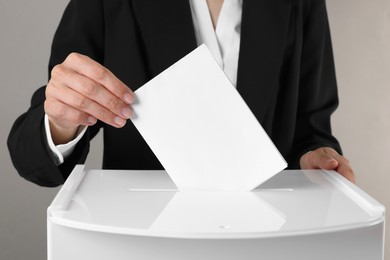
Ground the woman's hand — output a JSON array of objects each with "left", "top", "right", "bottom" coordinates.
[
  {"left": 300, "top": 147, "right": 356, "bottom": 183},
  {"left": 44, "top": 53, "right": 135, "bottom": 145}
]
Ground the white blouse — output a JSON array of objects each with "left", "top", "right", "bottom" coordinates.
[
  {"left": 189, "top": 0, "right": 242, "bottom": 87},
  {"left": 45, "top": 0, "right": 243, "bottom": 164}
]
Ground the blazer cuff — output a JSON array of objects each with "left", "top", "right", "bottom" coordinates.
[{"left": 44, "top": 114, "right": 88, "bottom": 165}]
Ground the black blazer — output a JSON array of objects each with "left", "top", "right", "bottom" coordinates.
[{"left": 8, "top": 0, "right": 342, "bottom": 187}]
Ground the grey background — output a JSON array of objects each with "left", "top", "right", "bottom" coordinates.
[{"left": 0, "top": 0, "right": 389, "bottom": 259}]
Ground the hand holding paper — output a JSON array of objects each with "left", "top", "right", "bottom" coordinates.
[{"left": 131, "top": 45, "right": 287, "bottom": 191}]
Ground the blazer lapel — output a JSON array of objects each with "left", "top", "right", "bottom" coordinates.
[
  {"left": 237, "top": 0, "right": 292, "bottom": 123},
  {"left": 134, "top": 0, "right": 291, "bottom": 125},
  {"left": 132, "top": 0, "right": 197, "bottom": 76}
]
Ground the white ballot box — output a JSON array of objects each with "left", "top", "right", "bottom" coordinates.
[{"left": 47, "top": 165, "right": 385, "bottom": 260}]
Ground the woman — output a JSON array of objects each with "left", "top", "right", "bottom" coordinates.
[{"left": 8, "top": 0, "right": 355, "bottom": 186}]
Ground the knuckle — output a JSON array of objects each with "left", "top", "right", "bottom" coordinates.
[
  {"left": 94, "top": 66, "right": 107, "bottom": 80},
  {"left": 74, "top": 96, "right": 88, "bottom": 109},
  {"left": 108, "top": 97, "right": 121, "bottom": 111},
  {"left": 50, "top": 102, "right": 67, "bottom": 119},
  {"left": 81, "top": 81, "right": 96, "bottom": 96},
  {"left": 95, "top": 111, "right": 105, "bottom": 122},
  {"left": 46, "top": 79, "right": 61, "bottom": 95},
  {"left": 66, "top": 52, "right": 81, "bottom": 63},
  {"left": 51, "top": 65, "right": 65, "bottom": 78},
  {"left": 96, "top": 109, "right": 110, "bottom": 122},
  {"left": 111, "top": 82, "right": 123, "bottom": 96},
  {"left": 44, "top": 99, "right": 52, "bottom": 114},
  {"left": 44, "top": 100, "right": 51, "bottom": 114},
  {"left": 45, "top": 84, "right": 53, "bottom": 97}
]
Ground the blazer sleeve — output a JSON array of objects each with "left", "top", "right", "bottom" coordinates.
[
  {"left": 7, "top": 0, "right": 104, "bottom": 187},
  {"left": 290, "top": 0, "right": 342, "bottom": 167}
]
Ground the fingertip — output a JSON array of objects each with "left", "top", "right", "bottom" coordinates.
[
  {"left": 114, "top": 116, "right": 127, "bottom": 127},
  {"left": 124, "top": 93, "right": 135, "bottom": 104},
  {"left": 87, "top": 116, "right": 97, "bottom": 125}
]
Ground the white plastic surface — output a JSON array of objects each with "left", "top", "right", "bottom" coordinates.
[{"left": 47, "top": 165, "right": 385, "bottom": 239}]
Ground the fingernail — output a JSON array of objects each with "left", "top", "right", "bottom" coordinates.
[
  {"left": 124, "top": 93, "right": 135, "bottom": 104},
  {"left": 122, "top": 107, "right": 132, "bottom": 119},
  {"left": 87, "top": 116, "right": 97, "bottom": 125},
  {"left": 114, "top": 116, "right": 126, "bottom": 127}
]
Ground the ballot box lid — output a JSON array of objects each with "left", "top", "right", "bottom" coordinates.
[{"left": 47, "top": 165, "right": 385, "bottom": 239}]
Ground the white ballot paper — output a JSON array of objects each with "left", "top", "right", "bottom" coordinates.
[{"left": 131, "top": 45, "right": 287, "bottom": 191}]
